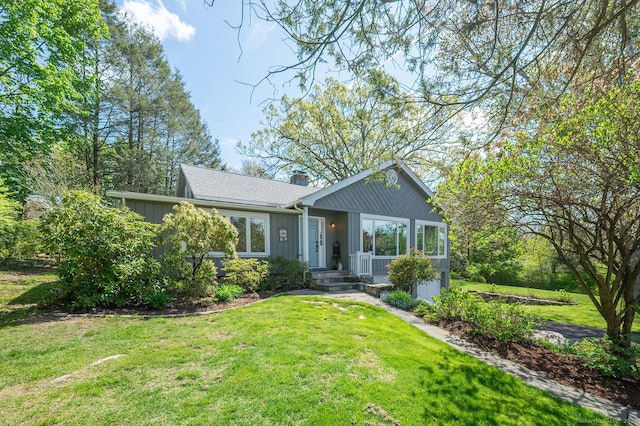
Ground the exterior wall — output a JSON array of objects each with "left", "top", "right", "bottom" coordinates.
[
  {"left": 118, "top": 197, "right": 301, "bottom": 262},
  {"left": 310, "top": 167, "right": 448, "bottom": 284},
  {"left": 269, "top": 213, "right": 301, "bottom": 259},
  {"left": 312, "top": 168, "right": 443, "bottom": 222}
]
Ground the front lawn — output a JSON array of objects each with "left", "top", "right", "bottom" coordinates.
[
  {"left": 0, "top": 272, "right": 612, "bottom": 425},
  {"left": 454, "top": 280, "right": 640, "bottom": 333}
]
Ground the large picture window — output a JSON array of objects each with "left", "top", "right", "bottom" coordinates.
[
  {"left": 362, "top": 215, "right": 409, "bottom": 257},
  {"left": 416, "top": 221, "right": 447, "bottom": 258},
  {"left": 219, "top": 211, "right": 269, "bottom": 256}
]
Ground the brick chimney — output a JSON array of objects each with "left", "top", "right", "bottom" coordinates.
[{"left": 290, "top": 170, "right": 309, "bottom": 186}]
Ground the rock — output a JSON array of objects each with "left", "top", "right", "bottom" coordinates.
[{"left": 534, "top": 330, "right": 568, "bottom": 347}]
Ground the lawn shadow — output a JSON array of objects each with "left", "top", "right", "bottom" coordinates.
[{"left": 0, "top": 280, "right": 61, "bottom": 329}]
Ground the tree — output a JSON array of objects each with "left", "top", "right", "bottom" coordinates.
[
  {"left": 0, "top": 178, "right": 19, "bottom": 257},
  {"left": 0, "top": 0, "right": 106, "bottom": 197},
  {"left": 66, "top": 2, "right": 222, "bottom": 195},
  {"left": 218, "top": 1, "right": 639, "bottom": 142},
  {"left": 439, "top": 78, "right": 640, "bottom": 346},
  {"left": 240, "top": 72, "right": 449, "bottom": 185},
  {"left": 160, "top": 202, "right": 238, "bottom": 297}
]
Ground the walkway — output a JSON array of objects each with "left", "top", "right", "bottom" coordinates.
[{"left": 286, "top": 289, "right": 639, "bottom": 425}]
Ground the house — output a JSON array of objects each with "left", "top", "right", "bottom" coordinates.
[{"left": 106, "top": 161, "right": 449, "bottom": 298}]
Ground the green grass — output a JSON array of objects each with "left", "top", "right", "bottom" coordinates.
[
  {"left": 454, "top": 279, "right": 640, "bottom": 333},
  {"left": 0, "top": 272, "right": 616, "bottom": 425}
]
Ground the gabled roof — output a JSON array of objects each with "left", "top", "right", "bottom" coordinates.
[
  {"left": 294, "top": 160, "right": 435, "bottom": 207},
  {"left": 180, "top": 164, "right": 321, "bottom": 208}
]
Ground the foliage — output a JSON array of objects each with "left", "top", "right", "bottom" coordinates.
[
  {"left": 240, "top": 72, "right": 448, "bottom": 185},
  {"left": 569, "top": 337, "right": 640, "bottom": 381},
  {"left": 386, "top": 249, "right": 436, "bottom": 294},
  {"left": 554, "top": 289, "right": 574, "bottom": 304},
  {"left": 22, "top": 148, "right": 89, "bottom": 206},
  {"left": 143, "top": 286, "right": 174, "bottom": 310},
  {"left": 160, "top": 202, "right": 238, "bottom": 298},
  {"left": 0, "top": 179, "right": 19, "bottom": 257},
  {"left": 215, "top": 284, "right": 244, "bottom": 303},
  {"left": 421, "top": 288, "right": 539, "bottom": 343},
  {"left": 439, "top": 79, "right": 640, "bottom": 346},
  {"left": 0, "top": 0, "right": 106, "bottom": 197},
  {"left": 40, "top": 190, "right": 161, "bottom": 310},
  {"left": 232, "top": 1, "right": 637, "bottom": 143},
  {"left": 457, "top": 280, "right": 640, "bottom": 333},
  {"left": 262, "top": 256, "right": 308, "bottom": 291},
  {"left": 1, "top": 220, "right": 43, "bottom": 260},
  {"left": 221, "top": 258, "right": 270, "bottom": 293},
  {"left": 383, "top": 290, "right": 419, "bottom": 311}
]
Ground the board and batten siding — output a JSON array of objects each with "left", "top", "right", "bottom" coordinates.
[
  {"left": 269, "top": 213, "right": 301, "bottom": 259},
  {"left": 311, "top": 168, "right": 443, "bottom": 222}
]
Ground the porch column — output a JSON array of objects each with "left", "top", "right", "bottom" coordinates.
[{"left": 302, "top": 206, "right": 309, "bottom": 263}]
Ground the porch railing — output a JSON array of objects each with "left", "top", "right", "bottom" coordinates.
[{"left": 349, "top": 251, "right": 372, "bottom": 276}]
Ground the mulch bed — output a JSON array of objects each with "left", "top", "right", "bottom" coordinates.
[
  {"left": 83, "top": 292, "right": 277, "bottom": 317},
  {"left": 440, "top": 320, "right": 640, "bottom": 409}
]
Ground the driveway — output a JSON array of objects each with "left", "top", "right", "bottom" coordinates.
[{"left": 540, "top": 320, "right": 640, "bottom": 343}]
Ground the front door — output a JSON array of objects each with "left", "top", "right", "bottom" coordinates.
[{"left": 308, "top": 217, "right": 325, "bottom": 268}]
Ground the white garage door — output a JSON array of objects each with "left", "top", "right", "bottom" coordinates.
[{"left": 416, "top": 278, "right": 441, "bottom": 303}]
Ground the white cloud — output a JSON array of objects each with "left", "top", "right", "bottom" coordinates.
[
  {"left": 244, "top": 21, "right": 276, "bottom": 50},
  {"left": 121, "top": 0, "right": 196, "bottom": 42}
]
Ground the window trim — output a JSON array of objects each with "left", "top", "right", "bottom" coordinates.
[
  {"left": 210, "top": 210, "right": 270, "bottom": 257},
  {"left": 361, "top": 214, "right": 410, "bottom": 259},
  {"left": 415, "top": 220, "right": 447, "bottom": 259}
]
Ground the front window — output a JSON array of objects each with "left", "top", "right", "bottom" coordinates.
[
  {"left": 362, "top": 215, "right": 409, "bottom": 257},
  {"left": 416, "top": 221, "right": 447, "bottom": 258},
  {"left": 220, "top": 211, "right": 269, "bottom": 256}
]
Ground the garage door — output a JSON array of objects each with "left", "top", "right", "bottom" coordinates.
[{"left": 416, "top": 277, "right": 441, "bottom": 303}]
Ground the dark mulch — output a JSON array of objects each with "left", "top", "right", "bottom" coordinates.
[
  {"left": 440, "top": 320, "right": 640, "bottom": 409},
  {"left": 86, "top": 292, "right": 278, "bottom": 317}
]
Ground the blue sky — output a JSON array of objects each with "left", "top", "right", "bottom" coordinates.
[{"left": 116, "top": 0, "right": 304, "bottom": 170}]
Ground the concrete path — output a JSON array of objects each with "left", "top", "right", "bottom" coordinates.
[{"left": 285, "top": 289, "right": 639, "bottom": 425}]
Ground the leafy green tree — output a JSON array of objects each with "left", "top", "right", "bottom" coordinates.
[
  {"left": 225, "top": 1, "right": 639, "bottom": 139},
  {"left": 0, "top": 0, "right": 106, "bottom": 196},
  {"left": 240, "top": 72, "right": 446, "bottom": 185},
  {"left": 160, "top": 202, "right": 238, "bottom": 297},
  {"left": 41, "top": 191, "right": 161, "bottom": 310},
  {"left": 440, "top": 78, "right": 640, "bottom": 346},
  {"left": 0, "top": 179, "right": 19, "bottom": 258}
]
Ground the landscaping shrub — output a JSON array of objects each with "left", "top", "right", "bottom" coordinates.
[
  {"left": 383, "top": 290, "right": 419, "bottom": 310},
  {"left": 419, "top": 287, "right": 539, "bottom": 343},
  {"left": 40, "top": 190, "right": 162, "bottom": 310},
  {"left": 263, "top": 256, "right": 308, "bottom": 291},
  {"left": 554, "top": 289, "right": 574, "bottom": 303},
  {"left": 569, "top": 337, "right": 640, "bottom": 380},
  {"left": 221, "top": 258, "right": 270, "bottom": 293},
  {"left": 387, "top": 249, "right": 436, "bottom": 294},
  {"left": 215, "top": 283, "right": 244, "bottom": 302},
  {"left": 144, "top": 285, "right": 173, "bottom": 310},
  {"left": 160, "top": 202, "right": 238, "bottom": 298}
]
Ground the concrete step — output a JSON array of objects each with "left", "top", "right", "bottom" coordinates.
[
  {"left": 309, "top": 281, "right": 360, "bottom": 292},
  {"left": 309, "top": 270, "right": 352, "bottom": 279},
  {"left": 308, "top": 270, "right": 353, "bottom": 286}
]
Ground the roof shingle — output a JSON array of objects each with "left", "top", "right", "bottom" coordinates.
[{"left": 180, "top": 164, "right": 321, "bottom": 207}]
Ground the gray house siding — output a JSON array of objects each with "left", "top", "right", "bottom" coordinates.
[
  {"left": 312, "top": 168, "right": 443, "bottom": 222},
  {"left": 310, "top": 168, "right": 447, "bottom": 282},
  {"left": 269, "top": 213, "right": 301, "bottom": 259}
]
